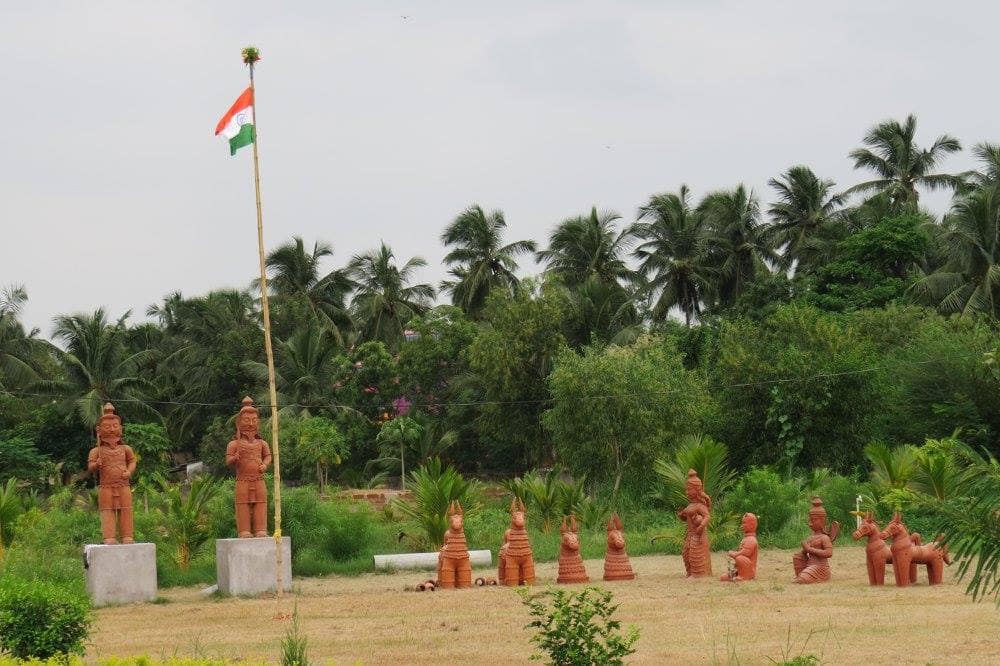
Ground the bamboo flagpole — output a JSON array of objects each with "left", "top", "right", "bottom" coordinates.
[{"left": 241, "top": 45, "right": 285, "bottom": 598}]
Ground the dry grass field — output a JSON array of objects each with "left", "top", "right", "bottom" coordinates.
[{"left": 89, "top": 547, "right": 1000, "bottom": 665}]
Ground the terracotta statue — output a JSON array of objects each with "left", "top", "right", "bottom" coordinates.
[
  {"left": 556, "top": 514, "right": 589, "bottom": 584},
  {"left": 87, "top": 403, "right": 137, "bottom": 545},
  {"left": 881, "top": 512, "right": 950, "bottom": 586},
  {"left": 792, "top": 497, "right": 838, "bottom": 584},
  {"left": 603, "top": 513, "right": 635, "bottom": 581},
  {"left": 852, "top": 512, "right": 892, "bottom": 585},
  {"left": 225, "top": 397, "right": 272, "bottom": 538},
  {"left": 678, "top": 469, "right": 712, "bottom": 577},
  {"left": 720, "top": 512, "right": 758, "bottom": 582},
  {"left": 437, "top": 501, "right": 472, "bottom": 589},
  {"left": 498, "top": 498, "right": 535, "bottom": 586}
]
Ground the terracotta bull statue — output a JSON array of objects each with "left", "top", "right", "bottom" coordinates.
[{"left": 498, "top": 498, "right": 535, "bottom": 586}]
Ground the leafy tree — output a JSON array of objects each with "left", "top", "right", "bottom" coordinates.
[
  {"left": 375, "top": 416, "right": 423, "bottom": 488},
  {"left": 439, "top": 204, "right": 536, "bottom": 319},
  {"left": 396, "top": 305, "right": 477, "bottom": 407},
  {"left": 122, "top": 422, "right": 172, "bottom": 482},
  {"left": 766, "top": 166, "right": 845, "bottom": 274},
  {"left": 348, "top": 242, "right": 435, "bottom": 351},
  {"left": 37, "top": 309, "right": 157, "bottom": 428},
  {"left": 538, "top": 207, "right": 632, "bottom": 288},
  {"left": 286, "top": 416, "right": 348, "bottom": 493},
  {"left": 543, "top": 337, "right": 710, "bottom": 496},
  {"left": 631, "top": 186, "right": 713, "bottom": 326},
  {"left": 846, "top": 114, "right": 964, "bottom": 210},
  {"left": 465, "top": 284, "right": 568, "bottom": 472},
  {"left": 698, "top": 185, "right": 777, "bottom": 309},
  {"left": 0, "top": 285, "right": 49, "bottom": 391},
  {"left": 809, "top": 213, "right": 929, "bottom": 311},
  {"left": 0, "top": 478, "right": 23, "bottom": 558}
]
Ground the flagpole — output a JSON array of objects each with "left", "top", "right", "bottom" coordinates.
[{"left": 243, "top": 45, "right": 284, "bottom": 599}]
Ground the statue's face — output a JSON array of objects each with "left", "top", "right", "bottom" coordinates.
[
  {"left": 809, "top": 513, "right": 825, "bottom": 532},
  {"left": 742, "top": 514, "right": 756, "bottom": 533},
  {"left": 98, "top": 418, "right": 122, "bottom": 443},
  {"left": 686, "top": 484, "right": 701, "bottom": 501},
  {"left": 237, "top": 412, "right": 258, "bottom": 436}
]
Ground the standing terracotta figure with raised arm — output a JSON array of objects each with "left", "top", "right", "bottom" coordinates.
[
  {"left": 678, "top": 469, "right": 712, "bottom": 577},
  {"left": 720, "top": 513, "right": 758, "bottom": 581},
  {"left": 226, "top": 397, "right": 272, "bottom": 538},
  {"left": 792, "top": 497, "right": 838, "bottom": 584},
  {"left": 87, "top": 403, "right": 137, "bottom": 545}
]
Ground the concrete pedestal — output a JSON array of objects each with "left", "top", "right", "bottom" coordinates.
[
  {"left": 216, "top": 537, "right": 292, "bottom": 596},
  {"left": 83, "top": 543, "right": 157, "bottom": 607}
]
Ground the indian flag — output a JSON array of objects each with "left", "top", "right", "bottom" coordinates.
[{"left": 215, "top": 88, "right": 255, "bottom": 156}]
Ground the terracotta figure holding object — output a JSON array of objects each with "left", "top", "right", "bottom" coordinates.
[
  {"left": 87, "top": 403, "right": 137, "bottom": 545},
  {"left": 792, "top": 497, "right": 838, "bottom": 584},
  {"left": 678, "top": 469, "right": 712, "bottom": 577},
  {"left": 226, "top": 397, "right": 272, "bottom": 538},
  {"left": 720, "top": 512, "right": 758, "bottom": 581}
]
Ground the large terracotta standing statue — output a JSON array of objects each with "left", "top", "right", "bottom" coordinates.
[
  {"left": 556, "top": 515, "right": 589, "bottom": 584},
  {"left": 678, "top": 469, "right": 712, "bottom": 577},
  {"left": 87, "top": 403, "right": 137, "bottom": 545},
  {"left": 498, "top": 498, "right": 535, "bottom": 586},
  {"left": 881, "top": 511, "right": 950, "bottom": 586},
  {"left": 437, "top": 501, "right": 472, "bottom": 589},
  {"left": 720, "top": 512, "right": 758, "bottom": 582},
  {"left": 792, "top": 497, "right": 839, "bottom": 584},
  {"left": 226, "top": 397, "right": 272, "bottom": 538},
  {"left": 603, "top": 513, "right": 635, "bottom": 581},
  {"left": 852, "top": 512, "right": 893, "bottom": 586}
]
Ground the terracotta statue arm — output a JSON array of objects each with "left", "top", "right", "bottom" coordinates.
[
  {"left": 260, "top": 442, "right": 273, "bottom": 471},
  {"left": 728, "top": 538, "right": 750, "bottom": 560},
  {"left": 87, "top": 447, "right": 101, "bottom": 472},
  {"left": 806, "top": 536, "right": 833, "bottom": 558},
  {"left": 225, "top": 441, "right": 239, "bottom": 466},
  {"left": 123, "top": 446, "right": 137, "bottom": 479}
]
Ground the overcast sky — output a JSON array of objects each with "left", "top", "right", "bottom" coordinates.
[{"left": 2, "top": 0, "right": 995, "bottom": 337}]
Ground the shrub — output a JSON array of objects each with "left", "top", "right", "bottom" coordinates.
[
  {"left": 0, "top": 580, "right": 90, "bottom": 660},
  {"left": 652, "top": 434, "right": 736, "bottom": 509},
  {"left": 725, "top": 468, "right": 799, "bottom": 535},
  {"left": 519, "top": 586, "right": 639, "bottom": 666},
  {"left": 393, "top": 459, "right": 480, "bottom": 548}
]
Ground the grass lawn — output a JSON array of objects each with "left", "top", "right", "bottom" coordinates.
[{"left": 89, "top": 546, "right": 1000, "bottom": 665}]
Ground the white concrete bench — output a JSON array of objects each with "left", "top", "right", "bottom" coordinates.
[{"left": 373, "top": 550, "right": 492, "bottom": 570}]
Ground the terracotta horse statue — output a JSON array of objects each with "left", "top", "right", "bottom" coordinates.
[
  {"left": 881, "top": 512, "right": 950, "bottom": 586},
  {"left": 437, "top": 500, "right": 472, "bottom": 588},
  {"left": 852, "top": 512, "right": 893, "bottom": 585},
  {"left": 498, "top": 497, "right": 535, "bottom": 586},
  {"left": 556, "top": 514, "right": 589, "bottom": 583},
  {"left": 603, "top": 513, "right": 635, "bottom": 581}
]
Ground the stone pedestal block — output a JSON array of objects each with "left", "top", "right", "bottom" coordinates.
[
  {"left": 216, "top": 537, "right": 292, "bottom": 596},
  {"left": 83, "top": 543, "right": 157, "bottom": 607}
]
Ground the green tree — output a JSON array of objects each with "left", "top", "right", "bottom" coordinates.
[
  {"left": 122, "top": 422, "right": 172, "bottom": 482},
  {"left": 698, "top": 185, "right": 777, "bottom": 309},
  {"left": 439, "top": 204, "right": 536, "bottom": 319},
  {"left": 766, "top": 166, "right": 845, "bottom": 274},
  {"left": 375, "top": 417, "right": 423, "bottom": 489},
  {"left": 394, "top": 458, "right": 480, "bottom": 548},
  {"left": 631, "top": 186, "right": 713, "bottom": 326},
  {"left": 0, "top": 285, "right": 49, "bottom": 391},
  {"left": 537, "top": 207, "right": 632, "bottom": 288},
  {"left": 651, "top": 434, "right": 736, "bottom": 509},
  {"left": 348, "top": 243, "right": 435, "bottom": 351},
  {"left": 543, "top": 337, "right": 710, "bottom": 496},
  {"left": 287, "top": 416, "right": 348, "bottom": 494},
  {"left": 846, "top": 114, "right": 964, "bottom": 210}
]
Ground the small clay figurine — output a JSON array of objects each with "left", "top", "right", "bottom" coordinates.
[
  {"left": 556, "top": 514, "right": 589, "bottom": 584},
  {"left": 87, "top": 403, "right": 137, "bottom": 545},
  {"left": 603, "top": 513, "right": 635, "bottom": 581},
  {"left": 438, "top": 501, "right": 472, "bottom": 589},
  {"left": 792, "top": 497, "right": 838, "bottom": 584},
  {"left": 678, "top": 469, "right": 712, "bottom": 577},
  {"left": 226, "top": 397, "right": 272, "bottom": 537},
  {"left": 720, "top": 512, "right": 758, "bottom": 582},
  {"left": 852, "top": 512, "right": 892, "bottom": 586},
  {"left": 498, "top": 498, "right": 535, "bottom": 586},
  {"left": 881, "top": 511, "right": 950, "bottom": 586}
]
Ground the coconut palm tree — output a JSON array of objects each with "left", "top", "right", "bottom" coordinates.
[
  {"left": 439, "top": 205, "right": 536, "bottom": 318},
  {"left": 261, "top": 236, "right": 354, "bottom": 335},
  {"left": 631, "top": 186, "right": 714, "bottom": 326},
  {"left": 537, "top": 207, "right": 633, "bottom": 287},
  {"left": 37, "top": 309, "right": 157, "bottom": 428},
  {"left": 968, "top": 142, "right": 1000, "bottom": 187},
  {"left": 846, "top": 114, "right": 964, "bottom": 210},
  {"left": 349, "top": 242, "right": 435, "bottom": 351},
  {"left": 910, "top": 183, "right": 1000, "bottom": 317},
  {"left": 698, "top": 185, "right": 777, "bottom": 310},
  {"left": 767, "top": 166, "right": 846, "bottom": 274},
  {"left": 0, "top": 284, "right": 48, "bottom": 390}
]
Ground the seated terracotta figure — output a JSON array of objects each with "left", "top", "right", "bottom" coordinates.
[
  {"left": 437, "top": 501, "right": 472, "bottom": 589},
  {"left": 603, "top": 513, "right": 635, "bottom": 581},
  {"left": 498, "top": 498, "right": 535, "bottom": 586},
  {"left": 678, "top": 469, "right": 712, "bottom": 577},
  {"left": 792, "top": 497, "right": 838, "bottom": 584},
  {"left": 556, "top": 514, "right": 588, "bottom": 584},
  {"left": 721, "top": 512, "right": 758, "bottom": 581}
]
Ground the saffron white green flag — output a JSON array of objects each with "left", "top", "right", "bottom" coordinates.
[{"left": 214, "top": 88, "right": 255, "bottom": 156}]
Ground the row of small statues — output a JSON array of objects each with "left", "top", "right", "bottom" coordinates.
[
  {"left": 89, "top": 400, "right": 950, "bottom": 590},
  {"left": 439, "top": 469, "right": 951, "bottom": 588}
]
